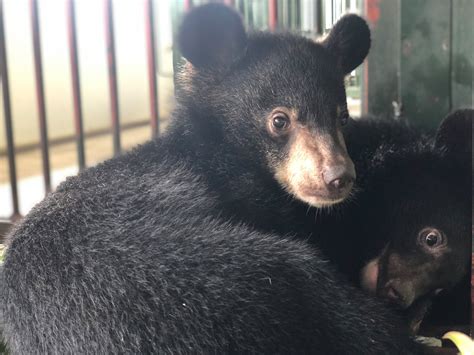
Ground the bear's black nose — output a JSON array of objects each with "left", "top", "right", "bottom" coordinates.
[
  {"left": 386, "top": 286, "right": 403, "bottom": 303},
  {"left": 323, "top": 165, "right": 355, "bottom": 193}
]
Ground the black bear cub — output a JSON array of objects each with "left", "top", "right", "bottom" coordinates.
[
  {"left": 1, "top": 4, "right": 423, "bottom": 354},
  {"left": 318, "top": 109, "right": 472, "bottom": 333}
]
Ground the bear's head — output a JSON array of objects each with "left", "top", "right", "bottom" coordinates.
[
  {"left": 359, "top": 109, "right": 472, "bottom": 330},
  {"left": 176, "top": 4, "right": 371, "bottom": 207}
]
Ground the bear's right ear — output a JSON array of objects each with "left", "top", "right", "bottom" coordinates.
[
  {"left": 434, "top": 109, "right": 473, "bottom": 156},
  {"left": 178, "top": 4, "right": 247, "bottom": 70},
  {"left": 322, "top": 14, "right": 371, "bottom": 75}
]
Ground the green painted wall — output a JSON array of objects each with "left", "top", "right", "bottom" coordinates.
[{"left": 366, "top": 0, "right": 473, "bottom": 128}]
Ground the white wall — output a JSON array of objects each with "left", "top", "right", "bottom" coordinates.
[{"left": 0, "top": 0, "right": 175, "bottom": 151}]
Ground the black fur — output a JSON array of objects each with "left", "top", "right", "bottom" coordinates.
[
  {"left": 317, "top": 110, "right": 472, "bottom": 330},
  {"left": 1, "top": 5, "right": 422, "bottom": 354},
  {"left": 322, "top": 14, "right": 371, "bottom": 74},
  {"left": 178, "top": 4, "right": 247, "bottom": 69}
]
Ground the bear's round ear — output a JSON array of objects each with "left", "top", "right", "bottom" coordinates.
[
  {"left": 434, "top": 109, "right": 473, "bottom": 156},
  {"left": 178, "top": 4, "right": 247, "bottom": 70},
  {"left": 322, "top": 14, "right": 371, "bottom": 75}
]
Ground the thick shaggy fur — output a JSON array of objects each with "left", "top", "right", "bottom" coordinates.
[
  {"left": 1, "top": 154, "right": 417, "bottom": 354},
  {"left": 1, "top": 5, "right": 423, "bottom": 354}
]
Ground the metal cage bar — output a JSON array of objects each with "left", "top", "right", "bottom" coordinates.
[
  {"left": 104, "top": 0, "right": 121, "bottom": 155},
  {"left": 145, "top": 0, "right": 159, "bottom": 138},
  {"left": 184, "top": 0, "right": 193, "bottom": 12},
  {"left": 67, "top": 0, "right": 86, "bottom": 170},
  {"left": 0, "top": 0, "right": 20, "bottom": 219},
  {"left": 30, "top": 0, "right": 52, "bottom": 194},
  {"left": 268, "top": 0, "right": 278, "bottom": 31}
]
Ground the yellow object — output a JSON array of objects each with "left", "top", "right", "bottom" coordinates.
[{"left": 442, "top": 331, "right": 474, "bottom": 355}]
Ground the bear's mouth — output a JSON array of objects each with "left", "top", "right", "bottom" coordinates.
[
  {"left": 294, "top": 184, "right": 353, "bottom": 207},
  {"left": 297, "top": 191, "right": 348, "bottom": 208}
]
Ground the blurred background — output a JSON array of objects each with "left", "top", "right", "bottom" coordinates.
[{"left": 0, "top": 0, "right": 472, "bottom": 222}]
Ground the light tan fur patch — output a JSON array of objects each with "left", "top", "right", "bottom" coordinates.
[{"left": 275, "top": 128, "right": 353, "bottom": 207}]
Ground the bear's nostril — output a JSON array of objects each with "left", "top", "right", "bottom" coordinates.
[
  {"left": 329, "top": 176, "right": 353, "bottom": 191},
  {"left": 386, "top": 286, "right": 402, "bottom": 303},
  {"left": 330, "top": 178, "right": 343, "bottom": 190},
  {"left": 323, "top": 165, "right": 355, "bottom": 192}
]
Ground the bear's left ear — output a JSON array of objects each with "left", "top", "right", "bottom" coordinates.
[
  {"left": 434, "top": 109, "right": 473, "bottom": 156},
  {"left": 178, "top": 4, "right": 247, "bottom": 70},
  {"left": 322, "top": 14, "right": 371, "bottom": 75}
]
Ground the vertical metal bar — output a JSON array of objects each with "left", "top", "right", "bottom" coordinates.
[
  {"left": 30, "top": 0, "right": 52, "bottom": 194},
  {"left": 0, "top": 0, "right": 20, "bottom": 219},
  {"left": 145, "top": 0, "right": 159, "bottom": 138},
  {"left": 104, "top": 0, "right": 121, "bottom": 155},
  {"left": 268, "top": 0, "right": 277, "bottom": 31},
  {"left": 184, "top": 0, "right": 193, "bottom": 12},
  {"left": 316, "top": 0, "right": 323, "bottom": 35},
  {"left": 67, "top": 0, "right": 86, "bottom": 170}
]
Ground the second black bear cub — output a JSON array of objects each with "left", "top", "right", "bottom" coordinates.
[
  {"left": 1, "top": 4, "right": 423, "bottom": 354},
  {"left": 318, "top": 110, "right": 472, "bottom": 333}
]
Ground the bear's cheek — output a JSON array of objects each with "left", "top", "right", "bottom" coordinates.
[{"left": 360, "top": 258, "right": 379, "bottom": 293}]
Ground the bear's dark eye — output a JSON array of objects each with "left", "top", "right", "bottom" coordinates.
[
  {"left": 271, "top": 113, "right": 291, "bottom": 131},
  {"left": 425, "top": 233, "right": 438, "bottom": 246},
  {"left": 417, "top": 228, "right": 445, "bottom": 250},
  {"left": 267, "top": 109, "right": 294, "bottom": 137}
]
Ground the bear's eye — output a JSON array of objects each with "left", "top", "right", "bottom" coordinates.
[
  {"left": 271, "top": 113, "right": 291, "bottom": 131},
  {"left": 267, "top": 109, "right": 294, "bottom": 137},
  {"left": 417, "top": 228, "right": 445, "bottom": 250}
]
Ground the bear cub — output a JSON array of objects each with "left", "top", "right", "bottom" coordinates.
[
  {"left": 317, "top": 110, "right": 472, "bottom": 334},
  {"left": 1, "top": 4, "right": 423, "bottom": 354}
]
